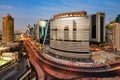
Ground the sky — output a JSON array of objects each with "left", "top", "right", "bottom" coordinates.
[{"left": 0, "top": 0, "right": 120, "bottom": 31}]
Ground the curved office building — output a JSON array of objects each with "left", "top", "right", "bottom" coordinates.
[{"left": 48, "top": 11, "right": 90, "bottom": 62}]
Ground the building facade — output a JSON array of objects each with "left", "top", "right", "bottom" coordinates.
[
  {"left": 2, "top": 13, "right": 14, "bottom": 43},
  {"left": 116, "top": 14, "right": 120, "bottom": 23},
  {"left": 90, "top": 12, "right": 105, "bottom": 43},
  {"left": 105, "top": 24, "right": 114, "bottom": 45},
  {"left": 48, "top": 11, "right": 90, "bottom": 61},
  {"left": 112, "top": 23, "right": 120, "bottom": 51},
  {"left": 36, "top": 20, "right": 49, "bottom": 45},
  {"left": 32, "top": 24, "right": 37, "bottom": 39}
]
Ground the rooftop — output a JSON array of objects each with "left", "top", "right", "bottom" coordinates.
[
  {"left": 53, "top": 11, "right": 87, "bottom": 19},
  {"left": 3, "top": 13, "right": 12, "bottom": 18}
]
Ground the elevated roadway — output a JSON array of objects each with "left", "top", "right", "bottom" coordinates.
[{"left": 23, "top": 38, "right": 120, "bottom": 80}]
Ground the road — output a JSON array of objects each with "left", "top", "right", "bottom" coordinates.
[
  {"left": 23, "top": 38, "right": 120, "bottom": 79},
  {"left": 24, "top": 39, "right": 45, "bottom": 80},
  {"left": 0, "top": 57, "right": 28, "bottom": 80}
]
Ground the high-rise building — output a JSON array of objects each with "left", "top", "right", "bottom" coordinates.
[
  {"left": 112, "top": 23, "right": 120, "bottom": 51},
  {"left": 25, "top": 24, "right": 31, "bottom": 37},
  {"left": 90, "top": 12, "right": 105, "bottom": 43},
  {"left": 33, "top": 24, "right": 37, "bottom": 39},
  {"left": 36, "top": 20, "right": 49, "bottom": 45},
  {"left": 116, "top": 14, "right": 120, "bottom": 23},
  {"left": 44, "top": 20, "right": 50, "bottom": 45},
  {"left": 48, "top": 11, "right": 90, "bottom": 61},
  {"left": 36, "top": 20, "right": 40, "bottom": 41},
  {"left": 2, "top": 13, "right": 14, "bottom": 43}
]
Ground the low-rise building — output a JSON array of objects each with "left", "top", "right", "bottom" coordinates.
[{"left": 1, "top": 52, "right": 18, "bottom": 61}]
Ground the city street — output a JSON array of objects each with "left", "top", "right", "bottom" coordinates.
[{"left": 0, "top": 57, "right": 29, "bottom": 80}]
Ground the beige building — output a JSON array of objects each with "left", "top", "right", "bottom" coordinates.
[
  {"left": 105, "top": 24, "right": 114, "bottom": 45},
  {"left": 112, "top": 23, "right": 120, "bottom": 51},
  {"left": 2, "top": 13, "right": 14, "bottom": 43},
  {"left": 1, "top": 52, "right": 18, "bottom": 61},
  {"left": 48, "top": 11, "right": 90, "bottom": 61}
]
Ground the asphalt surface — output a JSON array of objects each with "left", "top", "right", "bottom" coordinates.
[
  {"left": 24, "top": 39, "right": 45, "bottom": 80},
  {"left": 0, "top": 57, "right": 28, "bottom": 80}
]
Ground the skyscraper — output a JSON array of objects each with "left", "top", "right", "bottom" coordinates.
[
  {"left": 36, "top": 19, "right": 49, "bottom": 44},
  {"left": 90, "top": 12, "right": 105, "bottom": 43},
  {"left": 116, "top": 14, "right": 120, "bottom": 23},
  {"left": 2, "top": 13, "right": 14, "bottom": 43}
]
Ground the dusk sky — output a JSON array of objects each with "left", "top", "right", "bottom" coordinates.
[{"left": 0, "top": 0, "right": 120, "bottom": 31}]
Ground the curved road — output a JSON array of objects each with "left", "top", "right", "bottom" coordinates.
[
  {"left": 23, "top": 38, "right": 120, "bottom": 80},
  {"left": 24, "top": 40, "right": 45, "bottom": 80}
]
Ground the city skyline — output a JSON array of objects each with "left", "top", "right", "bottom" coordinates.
[
  {"left": 0, "top": 0, "right": 120, "bottom": 31},
  {"left": 0, "top": 1, "right": 120, "bottom": 79}
]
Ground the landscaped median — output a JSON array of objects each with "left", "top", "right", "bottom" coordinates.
[{"left": 0, "top": 59, "right": 15, "bottom": 71}]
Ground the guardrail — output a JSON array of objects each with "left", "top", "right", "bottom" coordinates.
[{"left": 19, "top": 69, "right": 31, "bottom": 80}]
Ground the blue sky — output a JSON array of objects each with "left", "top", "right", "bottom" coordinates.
[{"left": 0, "top": 0, "right": 120, "bottom": 31}]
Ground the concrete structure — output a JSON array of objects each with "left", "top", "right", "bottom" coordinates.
[
  {"left": 25, "top": 24, "right": 31, "bottom": 37},
  {"left": 116, "top": 14, "right": 120, "bottom": 23},
  {"left": 36, "top": 20, "right": 49, "bottom": 45},
  {"left": 23, "top": 12, "right": 120, "bottom": 80},
  {"left": 0, "top": 46, "right": 10, "bottom": 53},
  {"left": 24, "top": 35, "right": 120, "bottom": 80},
  {"left": 32, "top": 24, "right": 37, "bottom": 39},
  {"left": 2, "top": 13, "right": 14, "bottom": 43},
  {"left": 36, "top": 20, "right": 40, "bottom": 41},
  {"left": 26, "top": 24, "right": 37, "bottom": 39},
  {"left": 90, "top": 12, "right": 105, "bottom": 43},
  {"left": 112, "top": 23, "right": 120, "bottom": 51},
  {"left": 105, "top": 23, "right": 114, "bottom": 45},
  {"left": 49, "top": 11, "right": 90, "bottom": 61},
  {"left": 1, "top": 52, "right": 18, "bottom": 61},
  {"left": 44, "top": 20, "right": 50, "bottom": 45}
]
